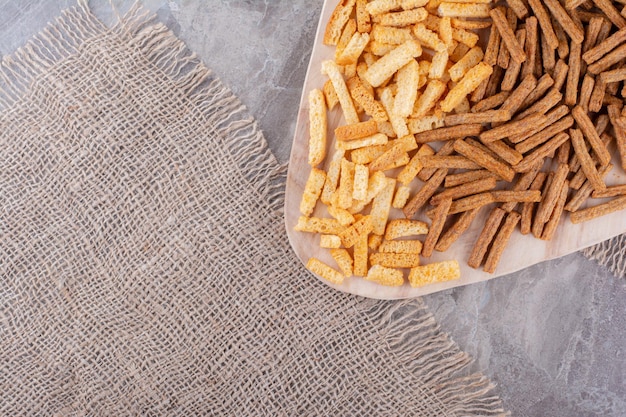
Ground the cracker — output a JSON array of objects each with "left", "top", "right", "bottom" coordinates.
[
  {"left": 369, "top": 234, "right": 384, "bottom": 250},
  {"left": 519, "top": 73, "right": 555, "bottom": 111},
  {"left": 450, "top": 18, "right": 492, "bottom": 30},
  {"left": 370, "top": 252, "right": 421, "bottom": 268},
  {"left": 535, "top": 163, "right": 570, "bottom": 227},
  {"left": 422, "top": 198, "right": 452, "bottom": 257},
  {"left": 444, "top": 170, "right": 498, "bottom": 188},
  {"left": 295, "top": 216, "right": 345, "bottom": 235},
  {"left": 421, "top": 155, "right": 482, "bottom": 170},
  {"left": 565, "top": 40, "right": 582, "bottom": 106},
  {"left": 431, "top": 177, "right": 498, "bottom": 206},
  {"left": 591, "top": 0, "right": 626, "bottom": 28},
  {"left": 308, "top": 89, "right": 327, "bottom": 166},
  {"left": 371, "top": 178, "right": 397, "bottom": 235},
  {"left": 356, "top": 0, "right": 372, "bottom": 33},
  {"left": 307, "top": 258, "right": 344, "bottom": 285},
  {"left": 483, "top": 211, "right": 521, "bottom": 273},
  {"left": 583, "top": 27, "right": 626, "bottom": 64},
  {"left": 374, "top": 8, "right": 429, "bottom": 26},
  {"left": 445, "top": 109, "right": 511, "bottom": 126},
  {"left": 522, "top": 16, "right": 538, "bottom": 79},
  {"left": 327, "top": 205, "right": 356, "bottom": 227},
  {"left": 448, "top": 46, "right": 485, "bottom": 82},
  {"left": 501, "top": 74, "right": 538, "bottom": 115},
  {"left": 438, "top": 2, "right": 491, "bottom": 18},
  {"left": 572, "top": 105, "right": 612, "bottom": 167},
  {"left": 321, "top": 149, "right": 345, "bottom": 205},
  {"left": 330, "top": 248, "right": 353, "bottom": 277},
  {"left": 484, "top": 140, "right": 524, "bottom": 166},
  {"left": 520, "top": 171, "right": 547, "bottom": 234},
  {"left": 324, "top": 0, "right": 357, "bottom": 46},
  {"left": 527, "top": 0, "right": 559, "bottom": 50},
  {"left": 337, "top": 132, "right": 388, "bottom": 150},
  {"left": 353, "top": 233, "right": 369, "bottom": 276},
  {"left": 501, "top": 29, "right": 528, "bottom": 91},
  {"left": 570, "top": 128, "right": 606, "bottom": 192},
  {"left": 608, "top": 104, "right": 626, "bottom": 170},
  {"left": 366, "top": 0, "right": 403, "bottom": 15},
  {"left": 336, "top": 120, "right": 379, "bottom": 141},
  {"left": 454, "top": 139, "right": 516, "bottom": 182},
  {"left": 397, "top": 151, "right": 424, "bottom": 185},
  {"left": 338, "top": 158, "right": 356, "bottom": 209},
  {"left": 337, "top": 32, "right": 371, "bottom": 65},
  {"left": 370, "top": 143, "right": 410, "bottom": 171},
  {"left": 392, "top": 185, "right": 411, "bottom": 208},
  {"left": 379, "top": 240, "right": 423, "bottom": 254},
  {"left": 465, "top": 207, "right": 504, "bottom": 268},
  {"left": 509, "top": 104, "right": 569, "bottom": 144},
  {"left": 384, "top": 218, "right": 430, "bottom": 239},
  {"left": 339, "top": 215, "right": 374, "bottom": 248},
  {"left": 516, "top": 87, "right": 562, "bottom": 119},
  {"left": 300, "top": 168, "right": 327, "bottom": 216},
  {"left": 442, "top": 63, "right": 493, "bottom": 112},
  {"left": 365, "top": 265, "right": 405, "bottom": 286},
  {"left": 413, "top": 23, "right": 447, "bottom": 52},
  {"left": 380, "top": 87, "right": 410, "bottom": 137},
  {"left": 372, "top": 25, "right": 414, "bottom": 45},
  {"left": 445, "top": 192, "right": 496, "bottom": 215},
  {"left": 570, "top": 195, "right": 626, "bottom": 223},
  {"left": 429, "top": 50, "right": 450, "bottom": 79},
  {"left": 364, "top": 40, "right": 423, "bottom": 87},
  {"left": 540, "top": 179, "right": 570, "bottom": 241},
  {"left": 321, "top": 234, "right": 343, "bottom": 249},
  {"left": 353, "top": 163, "right": 369, "bottom": 201},
  {"left": 408, "top": 260, "right": 461, "bottom": 287},
  {"left": 514, "top": 115, "right": 574, "bottom": 154},
  {"left": 403, "top": 169, "right": 448, "bottom": 217},
  {"left": 578, "top": 74, "right": 595, "bottom": 111},
  {"left": 565, "top": 163, "right": 613, "bottom": 211},
  {"left": 479, "top": 112, "right": 547, "bottom": 143},
  {"left": 544, "top": 0, "right": 585, "bottom": 44},
  {"left": 506, "top": 0, "right": 529, "bottom": 20},
  {"left": 322, "top": 60, "right": 360, "bottom": 124},
  {"left": 408, "top": 115, "right": 446, "bottom": 134},
  {"left": 491, "top": 8, "right": 526, "bottom": 64},
  {"left": 347, "top": 76, "right": 389, "bottom": 122},
  {"left": 471, "top": 91, "right": 510, "bottom": 113},
  {"left": 435, "top": 207, "right": 481, "bottom": 251},
  {"left": 514, "top": 131, "right": 570, "bottom": 172},
  {"left": 592, "top": 184, "right": 626, "bottom": 198},
  {"left": 394, "top": 60, "right": 421, "bottom": 118}
]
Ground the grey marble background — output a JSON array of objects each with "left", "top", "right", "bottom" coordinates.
[{"left": 1, "top": 1, "right": 625, "bottom": 415}]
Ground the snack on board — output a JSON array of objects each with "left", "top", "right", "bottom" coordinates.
[{"left": 298, "top": 0, "right": 626, "bottom": 291}]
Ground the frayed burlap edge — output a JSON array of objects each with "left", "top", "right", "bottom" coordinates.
[
  {"left": 0, "top": 2, "right": 509, "bottom": 415},
  {"left": 582, "top": 234, "right": 626, "bottom": 278}
]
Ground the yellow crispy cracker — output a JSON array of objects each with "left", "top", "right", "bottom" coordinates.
[
  {"left": 300, "top": 168, "right": 326, "bottom": 216},
  {"left": 365, "top": 265, "right": 405, "bottom": 286},
  {"left": 408, "top": 260, "right": 460, "bottom": 287},
  {"left": 307, "top": 258, "right": 344, "bottom": 285}
]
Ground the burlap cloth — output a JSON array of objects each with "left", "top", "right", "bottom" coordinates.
[{"left": 0, "top": 2, "right": 512, "bottom": 415}]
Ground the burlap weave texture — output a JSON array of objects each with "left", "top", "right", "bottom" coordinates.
[{"left": 0, "top": 3, "right": 507, "bottom": 415}]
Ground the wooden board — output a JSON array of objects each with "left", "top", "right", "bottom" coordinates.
[{"left": 284, "top": 0, "right": 626, "bottom": 300}]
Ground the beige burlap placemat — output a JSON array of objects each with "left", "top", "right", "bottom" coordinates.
[{"left": 0, "top": 3, "right": 511, "bottom": 415}]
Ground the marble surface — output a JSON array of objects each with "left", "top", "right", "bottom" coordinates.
[{"left": 1, "top": 1, "right": 625, "bottom": 415}]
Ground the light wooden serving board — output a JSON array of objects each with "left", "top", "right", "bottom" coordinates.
[{"left": 284, "top": 0, "right": 626, "bottom": 300}]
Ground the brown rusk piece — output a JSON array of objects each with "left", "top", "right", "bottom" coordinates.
[
  {"left": 570, "top": 195, "right": 626, "bottom": 223},
  {"left": 515, "top": 115, "right": 574, "bottom": 154},
  {"left": 583, "top": 27, "right": 626, "bottom": 64},
  {"left": 444, "top": 170, "right": 498, "bottom": 188},
  {"left": 566, "top": 40, "right": 582, "bottom": 106},
  {"left": 544, "top": 0, "right": 585, "bottom": 44},
  {"left": 431, "top": 176, "right": 498, "bottom": 205},
  {"left": 483, "top": 211, "right": 522, "bottom": 273},
  {"left": 587, "top": 43, "right": 626, "bottom": 74},
  {"left": 422, "top": 198, "right": 452, "bottom": 257},
  {"left": 541, "top": 180, "right": 570, "bottom": 240},
  {"left": 414, "top": 124, "right": 483, "bottom": 143},
  {"left": 468, "top": 207, "right": 506, "bottom": 269},
  {"left": 535, "top": 163, "right": 570, "bottom": 227},
  {"left": 514, "top": 131, "right": 570, "bottom": 172},
  {"left": 480, "top": 112, "right": 547, "bottom": 143},
  {"left": 454, "top": 139, "right": 516, "bottom": 182},
  {"left": 527, "top": 0, "right": 559, "bottom": 50},
  {"left": 565, "top": 164, "right": 613, "bottom": 212},
  {"left": 521, "top": 171, "right": 548, "bottom": 234},
  {"left": 491, "top": 8, "right": 527, "bottom": 64},
  {"left": 435, "top": 207, "right": 481, "bottom": 252},
  {"left": 571, "top": 105, "right": 612, "bottom": 166},
  {"left": 570, "top": 128, "right": 607, "bottom": 192},
  {"left": 444, "top": 109, "right": 511, "bottom": 126},
  {"left": 502, "top": 28, "right": 528, "bottom": 91},
  {"left": 403, "top": 169, "right": 448, "bottom": 218}
]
